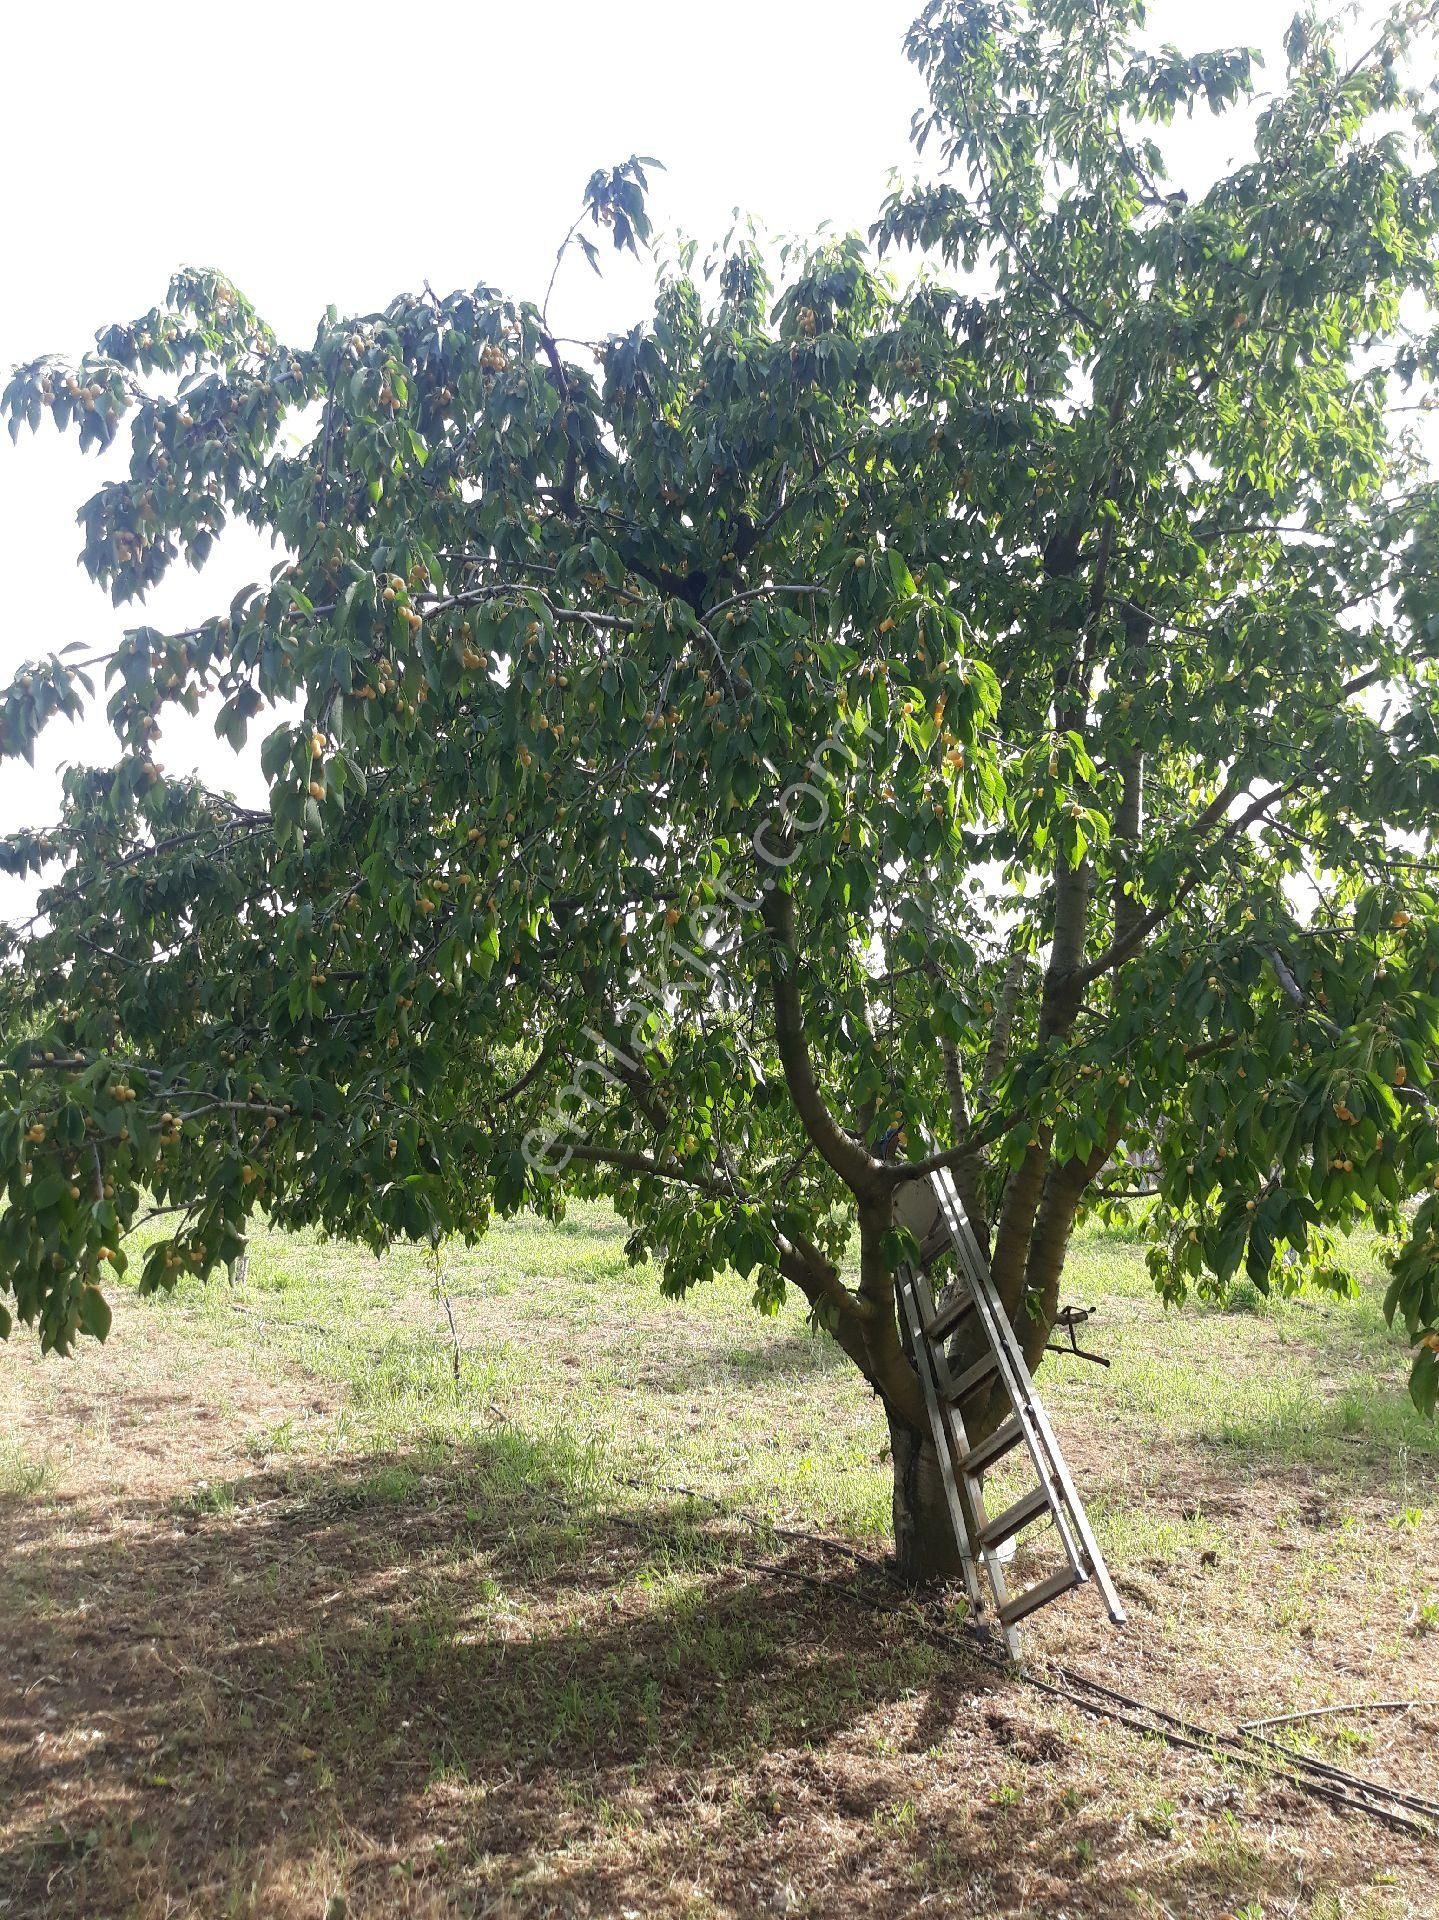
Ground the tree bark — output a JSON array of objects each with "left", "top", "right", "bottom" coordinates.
[{"left": 887, "top": 1407, "right": 968, "bottom": 1583}]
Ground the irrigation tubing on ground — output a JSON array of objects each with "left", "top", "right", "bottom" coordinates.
[
  {"left": 805, "top": 1561, "right": 1436, "bottom": 1841},
  {"left": 609, "top": 1474, "right": 1437, "bottom": 1843}
]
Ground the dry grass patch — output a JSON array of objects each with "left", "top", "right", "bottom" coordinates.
[{"left": 0, "top": 1206, "right": 1434, "bottom": 1917}]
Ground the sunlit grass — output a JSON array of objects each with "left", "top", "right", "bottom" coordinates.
[
  {"left": 0, "top": 1438, "right": 51, "bottom": 1500},
  {"left": 114, "top": 1195, "right": 1435, "bottom": 1606},
  {"left": 1059, "top": 1227, "right": 1436, "bottom": 1472},
  {"left": 5, "top": 1197, "right": 1435, "bottom": 1920}
]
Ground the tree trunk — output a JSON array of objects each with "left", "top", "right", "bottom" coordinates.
[{"left": 887, "top": 1408, "right": 967, "bottom": 1583}]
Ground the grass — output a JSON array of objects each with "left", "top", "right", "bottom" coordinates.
[
  {"left": 138, "top": 1201, "right": 900, "bottom": 1544},
  {"left": 0, "top": 1436, "right": 51, "bottom": 1500},
  {"left": 1060, "top": 1226, "right": 1438, "bottom": 1475},
  {"left": 0, "top": 1203, "right": 1435, "bottom": 1919},
  {"left": 137, "top": 1200, "right": 1439, "bottom": 1519}
]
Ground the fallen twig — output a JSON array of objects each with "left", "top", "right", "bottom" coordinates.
[
  {"left": 226, "top": 1302, "right": 331, "bottom": 1337},
  {"left": 1239, "top": 1700, "right": 1422, "bottom": 1732}
]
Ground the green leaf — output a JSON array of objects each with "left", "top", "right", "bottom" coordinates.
[{"left": 78, "top": 1285, "right": 112, "bottom": 1342}]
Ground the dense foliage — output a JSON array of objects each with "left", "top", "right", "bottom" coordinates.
[{"left": 4, "top": 2, "right": 1439, "bottom": 1552}]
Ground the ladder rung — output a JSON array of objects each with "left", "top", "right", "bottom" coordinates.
[
  {"left": 946, "top": 1349, "right": 999, "bottom": 1404},
  {"left": 925, "top": 1288, "right": 976, "bottom": 1342},
  {"left": 896, "top": 1170, "right": 1125, "bottom": 1650},
  {"left": 961, "top": 1413, "right": 1024, "bottom": 1477},
  {"left": 998, "top": 1563, "right": 1083, "bottom": 1628},
  {"left": 978, "top": 1484, "right": 1050, "bottom": 1551}
]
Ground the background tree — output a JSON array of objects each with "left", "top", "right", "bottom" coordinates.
[{"left": 3, "top": 1, "right": 1439, "bottom": 1576}]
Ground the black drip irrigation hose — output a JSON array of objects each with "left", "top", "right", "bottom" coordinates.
[
  {"left": 615, "top": 1477, "right": 1437, "bottom": 1843},
  {"left": 1233, "top": 1725, "right": 1439, "bottom": 1826},
  {"left": 769, "top": 1557, "right": 1436, "bottom": 1841},
  {"left": 1032, "top": 1658, "right": 1439, "bottom": 1840}
]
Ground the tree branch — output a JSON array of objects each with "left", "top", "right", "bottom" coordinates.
[
  {"left": 760, "top": 882, "right": 883, "bottom": 1196},
  {"left": 1069, "top": 775, "right": 1298, "bottom": 991},
  {"left": 980, "top": 947, "right": 1028, "bottom": 1098}
]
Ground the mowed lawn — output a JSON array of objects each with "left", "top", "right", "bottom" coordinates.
[{"left": 1, "top": 1203, "right": 1435, "bottom": 1918}]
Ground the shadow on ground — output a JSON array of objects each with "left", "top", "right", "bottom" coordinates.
[{"left": 0, "top": 1426, "right": 1426, "bottom": 1919}]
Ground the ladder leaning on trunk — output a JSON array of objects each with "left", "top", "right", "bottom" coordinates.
[{"left": 894, "top": 1167, "right": 1126, "bottom": 1658}]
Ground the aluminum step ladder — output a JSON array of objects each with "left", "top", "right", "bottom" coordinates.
[{"left": 895, "top": 1167, "right": 1126, "bottom": 1658}]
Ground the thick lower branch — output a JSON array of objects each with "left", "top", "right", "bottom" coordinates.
[
  {"left": 855, "top": 1202, "right": 926, "bottom": 1431},
  {"left": 1018, "top": 1128, "right": 1120, "bottom": 1369},
  {"left": 991, "top": 849, "right": 1092, "bottom": 1306},
  {"left": 761, "top": 882, "right": 883, "bottom": 1197},
  {"left": 776, "top": 1240, "right": 873, "bottom": 1380}
]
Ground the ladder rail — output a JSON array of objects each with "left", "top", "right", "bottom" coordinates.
[
  {"left": 931, "top": 1170, "right": 1128, "bottom": 1627},
  {"left": 908, "top": 1265, "right": 1025, "bottom": 1658},
  {"left": 928, "top": 1177, "right": 1088, "bottom": 1578},
  {"left": 889, "top": 1168, "right": 1126, "bottom": 1649},
  {"left": 895, "top": 1263, "right": 985, "bottom": 1619},
  {"left": 933, "top": 1171, "right": 1104, "bottom": 1592}
]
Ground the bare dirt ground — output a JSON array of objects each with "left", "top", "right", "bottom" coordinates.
[{"left": 2, "top": 1239, "right": 1436, "bottom": 1919}]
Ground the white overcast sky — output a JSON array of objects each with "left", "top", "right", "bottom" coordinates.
[{"left": 0, "top": 0, "right": 1338, "bottom": 922}]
